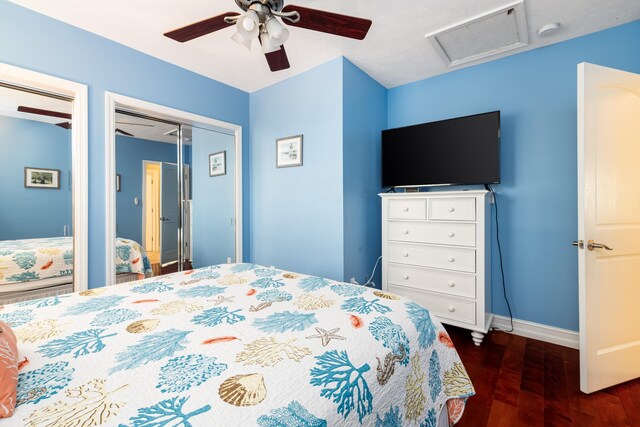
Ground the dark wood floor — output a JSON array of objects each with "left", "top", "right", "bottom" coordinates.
[
  {"left": 447, "top": 325, "right": 640, "bottom": 427},
  {"left": 151, "top": 260, "right": 192, "bottom": 277}
]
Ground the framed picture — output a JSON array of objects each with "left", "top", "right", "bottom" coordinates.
[
  {"left": 116, "top": 174, "right": 122, "bottom": 192},
  {"left": 276, "top": 135, "right": 303, "bottom": 168},
  {"left": 209, "top": 151, "right": 226, "bottom": 177},
  {"left": 24, "top": 167, "right": 60, "bottom": 189}
]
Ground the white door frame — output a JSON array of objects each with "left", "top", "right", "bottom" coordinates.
[
  {"left": 105, "top": 92, "right": 243, "bottom": 285},
  {"left": 141, "top": 160, "right": 162, "bottom": 255},
  {"left": 0, "top": 62, "right": 88, "bottom": 291}
]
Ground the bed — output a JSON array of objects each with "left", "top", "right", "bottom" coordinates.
[
  {"left": 0, "top": 237, "right": 153, "bottom": 303},
  {"left": 1, "top": 263, "right": 474, "bottom": 426}
]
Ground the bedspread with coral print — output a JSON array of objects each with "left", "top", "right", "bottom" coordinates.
[
  {"left": 2, "top": 263, "right": 474, "bottom": 426},
  {"left": 115, "top": 238, "right": 153, "bottom": 279},
  {"left": 0, "top": 237, "right": 152, "bottom": 285},
  {"left": 0, "top": 237, "right": 74, "bottom": 285}
]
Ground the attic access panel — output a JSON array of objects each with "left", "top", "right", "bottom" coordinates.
[{"left": 425, "top": 0, "right": 529, "bottom": 67}]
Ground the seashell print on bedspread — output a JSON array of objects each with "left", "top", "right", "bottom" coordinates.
[{"left": 3, "top": 263, "right": 474, "bottom": 425}]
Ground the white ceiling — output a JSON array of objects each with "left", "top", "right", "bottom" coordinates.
[
  {"left": 7, "top": 0, "right": 640, "bottom": 92},
  {"left": 115, "top": 112, "right": 192, "bottom": 144},
  {"left": 0, "top": 85, "right": 71, "bottom": 125}
]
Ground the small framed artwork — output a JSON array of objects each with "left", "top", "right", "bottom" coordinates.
[
  {"left": 116, "top": 174, "right": 122, "bottom": 192},
  {"left": 209, "top": 151, "right": 226, "bottom": 177},
  {"left": 24, "top": 167, "right": 60, "bottom": 189},
  {"left": 276, "top": 135, "right": 303, "bottom": 168}
]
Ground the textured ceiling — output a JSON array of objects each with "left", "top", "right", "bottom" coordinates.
[{"left": 7, "top": 0, "right": 640, "bottom": 92}]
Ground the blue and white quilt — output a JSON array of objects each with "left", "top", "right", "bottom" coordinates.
[
  {"left": 1, "top": 263, "right": 474, "bottom": 426},
  {"left": 0, "top": 237, "right": 152, "bottom": 285}
]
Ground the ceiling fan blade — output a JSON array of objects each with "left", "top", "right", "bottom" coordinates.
[
  {"left": 55, "top": 122, "right": 72, "bottom": 129},
  {"left": 265, "top": 46, "right": 290, "bottom": 72},
  {"left": 18, "top": 106, "right": 72, "bottom": 120},
  {"left": 164, "top": 12, "right": 240, "bottom": 42},
  {"left": 116, "top": 121, "right": 154, "bottom": 127},
  {"left": 282, "top": 5, "right": 372, "bottom": 40},
  {"left": 115, "top": 128, "right": 135, "bottom": 137}
]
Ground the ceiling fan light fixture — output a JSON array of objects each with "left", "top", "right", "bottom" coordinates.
[
  {"left": 266, "top": 17, "right": 289, "bottom": 45},
  {"left": 260, "top": 31, "right": 280, "bottom": 54},
  {"left": 231, "top": 30, "right": 252, "bottom": 50},
  {"left": 236, "top": 10, "right": 259, "bottom": 38}
]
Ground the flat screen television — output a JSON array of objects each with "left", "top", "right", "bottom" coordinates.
[{"left": 381, "top": 111, "right": 500, "bottom": 187}]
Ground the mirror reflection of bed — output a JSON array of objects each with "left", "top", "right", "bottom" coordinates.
[
  {"left": 113, "top": 106, "right": 236, "bottom": 283},
  {"left": 0, "top": 84, "right": 74, "bottom": 303}
]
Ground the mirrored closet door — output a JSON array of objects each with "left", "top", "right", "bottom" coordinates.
[
  {"left": 109, "top": 99, "right": 240, "bottom": 284},
  {"left": 186, "top": 127, "right": 236, "bottom": 268},
  {"left": 0, "top": 83, "right": 74, "bottom": 302}
]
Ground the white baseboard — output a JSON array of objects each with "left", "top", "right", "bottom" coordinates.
[{"left": 491, "top": 314, "right": 579, "bottom": 349}]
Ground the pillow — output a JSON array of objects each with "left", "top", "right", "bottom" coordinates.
[{"left": 0, "top": 321, "right": 18, "bottom": 418}]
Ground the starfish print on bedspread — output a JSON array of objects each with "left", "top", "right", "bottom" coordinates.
[{"left": 306, "top": 327, "right": 346, "bottom": 347}]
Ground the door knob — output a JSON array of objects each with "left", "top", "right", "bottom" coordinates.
[
  {"left": 587, "top": 240, "right": 613, "bottom": 251},
  {"left": 572, "top": 240, "right": 584, "bottom": 249}
]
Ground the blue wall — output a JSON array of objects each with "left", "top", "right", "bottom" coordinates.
[
  {"left": 191, "top": 128, "right": 236, "bottom": 268},
  {"left": 387, "top": 21, "right": 640, "bottom": 331},
  {"left": 342, "top": 59, "right": 387, "bottom": 286},
  {"left": 0, "top": 115, "right": 72, "bottom": 240},
  {"left": 115, "top": 135, "right": 178, "bottom": 245},
  {"left": 250, "top": 58, "right": 345, "bottom": 280},
  {"left": 0, "top": 0, "right": 250, "bottom": 287}
]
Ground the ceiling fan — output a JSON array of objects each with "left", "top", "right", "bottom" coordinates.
[
  {"left": 164, "top": 0, "right": 372, "bottom": 72},
  {"left": 17, "top": 106, "right": 72, "bottom": 129}
]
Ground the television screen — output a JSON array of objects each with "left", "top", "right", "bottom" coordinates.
[{"left": 381, "top": 111, "right": 500, "bottom": 187}]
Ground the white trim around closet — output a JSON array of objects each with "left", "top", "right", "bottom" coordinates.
[
  {"left": 104, "top": 92, "right": 243, "bottom": 286},
  {"left": 0, "top": 62, "right": 88, "bottom": 292}
]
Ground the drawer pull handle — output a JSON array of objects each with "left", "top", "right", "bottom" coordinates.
[
  {"left": 403, "top": 230, "right": 409, "bottom": 235},
  {"left": 448, "top": 257, "right": 455, "bottom": 263},
  {"left": 448, "top": 306, "right": 455, "bottom": 312},
  {"left": 403, "top": 274, "right": 409, "bottom": 280},
  {"left": 403, "top": 207, "right": 409, "bottom": 212},
  {"left": 448, "top": 232, "right": 455, "bottom": 237},
  {"left": 448, "top": 281, "right": 455, "bottom": 287},
  {"left": 403, "top": 252, "right": 409, "bottom": 258},
  {"left": 448, "top": 207, "right": 455, "bottom": 213}
]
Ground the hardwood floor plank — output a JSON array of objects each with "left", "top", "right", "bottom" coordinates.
[
  {"left": 520, "top": 339, "right": 545, "bottom": 396},
  {"left": 457, "top": 400, "right": 490, "bottom": 427},
  {"left": 591, "top": 392, "right": 631, "bottom": 426},
  {"left": 616, "top": 381, "right": 640, "bottom": 426},
  {"left": 516, "top": 390, "right": 545, "bottom": 427},
  {"left": 486, "top": 400, "right": 518, "bottom": 427},
  {"left": 493, "top": 369, "right": 520, "bottom": 407},
  {"left": 543, "top": 343, "right": 572, "bottom": 426},
  {"left": 501, "top": 334, "right": 526, "bottom": 375}
]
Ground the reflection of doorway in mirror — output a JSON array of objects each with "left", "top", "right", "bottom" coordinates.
[{"left": 143, "top": 161, "right": 161, "bottom": 264}]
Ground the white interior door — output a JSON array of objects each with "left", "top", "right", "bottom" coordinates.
[
  {"left": 578, "top": 62, "right": 640, "bottom": 393},
  {"left": 160, "top": 162, "right": 178, "bottom": 265}
]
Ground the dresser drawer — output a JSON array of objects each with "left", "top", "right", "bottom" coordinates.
[
  {"left": 388, "top": 198, "right": 426, "bottom": 220},
  {"left": 388, "top": 221, "right": 476, "bottom": 247},
  {"left": 429, "top": 198, "right": 476, "bottom": 221},
  {"left": 388, "top": 284, "right": 476, "bottom": 324},
  {"left": 387, "top": 263, "right": 476, "bottom": 298},
  {"left": 388, "top": 243, "right": 475, "bottom": 273}
]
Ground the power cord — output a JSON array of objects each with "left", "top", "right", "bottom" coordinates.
[
  {"left": 363, "top": 256, "right": 382, "bottom": 287},
  {"left": 485, "top": 184, "right": 514, "bottom": 333}
]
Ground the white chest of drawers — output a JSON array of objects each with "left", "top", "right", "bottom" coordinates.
[{"left": 380, "top": 191, "right": 493, "bottom": 345}]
